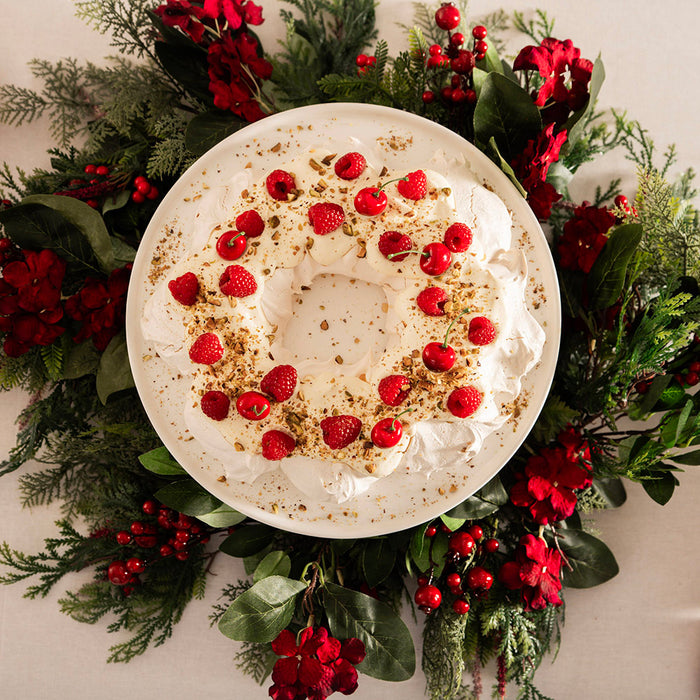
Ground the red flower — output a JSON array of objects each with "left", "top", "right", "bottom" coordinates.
[
  {"left": 499, "top": 534, "right": 563, "bottom": 610},
  {"left": 65, "top": 265, "right": 131, "bottom": 351},
  {"left": 154, "top": 0, "right": 207, "bottom": 43},
  {"left": 510, "top": 445, "right": 592, "bottom": 524},
  {"left": 558, "top": 203, "right": 616, "bottom": 273},
  {"left": 0, "top": 249, "right": 66, "bottom": 357},
  {"left": 202, "top": 0, "right": 264, "bottom": 29},
  {"left": 513, "top": 38, "right": 593, "bottom": 126},
  {"left": 269, "top": 627, "right": 366, "bottom": 700},
  {"left": 527, "top": 181, "right": 561, "bottom": 220}
]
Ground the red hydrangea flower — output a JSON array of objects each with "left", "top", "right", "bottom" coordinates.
[
  {"left": 526, "top": 181, "right": 561, "bottom": 221},
  {"left": 499, "top": 534, "right": 563, "bottom": 610},
  {"left": 154, "top": 0, "right": 207, "bottom": 43},
  {"left": 202, "top": 0, "right": 263, "bottom": 29},
  {"left": 0, "top": 249, "right": 66, "bottom": 357},
  {"left": 269, "top": 627, "right": 366, "bottom": 700},
  {"left": 510, "top": 444, "right": 592, "bottom": 524},
  {"left": 513, "top": 38, "right": 594, "bottom": 126},
  {"left": 558, "top": 203, "right": 616, "bottom": 273},
  {"left": 65, "top": 265, "right": 131, "bottom": 351},
  {"left": 207, "top": 31, "right": 272, "bottom": 121}
]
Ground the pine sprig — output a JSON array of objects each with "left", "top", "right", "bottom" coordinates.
[{"left": 512, "top": 10, "right": 556, "bottom": 44}]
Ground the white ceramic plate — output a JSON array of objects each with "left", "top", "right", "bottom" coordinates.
[{"left": 126, "top": 103, "right": 560, "bottom": 538}]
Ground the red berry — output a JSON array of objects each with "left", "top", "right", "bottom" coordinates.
[
  {"left": 444, "top": 222, "right": 473, "bottom": 252},
  {"left": 175, "top": 530, "right": 190, "bottom": 544},
  {"left": 467, "top": 524, "right": 483, "bottom": 540},
  {"left": 371, "top": 417, "right": 403, "bottom": 448},
  {"left": 96, "top": 165, "right": 110, "bottom": 176},
  {"left": 468, "top": 316, "right": 496, "bottom": 345},
  {"left": 134, "top": 175, "right": 147, "bottom": 185},
  {"left": 378, "top": 374, "right": 411, "bottom": 406},
  {"left": 427, "top": 55, "right": 443, "bottom": 69},
  {"left": 420, "top": 242, "right": 452, "bottom": 275},
  {"left": 422, "top": 341, "right": 456, "bottom": 372},
  {"left": 466, "top": 566, "right": 493, "bottom": 590},
  {"left": 483, "top": 538, "right": 499, "bottom": 553},
  {"left": 147, "top": 186, "right": 160, "bottom": 200},
  {"left": 450, "top": 32, "right": 465, "bottom": 46},
  {"left": 116, "top": 530, "right": 132, "bottom": 545},
  {"left": 415, "top": 584, "right": 442, "bottom": 611},
  {"left": 451, "top": 88, "right": 467, "bottom": 103},
  {"left": 320, "top": 415, "right": 362, "bottom": 450},
  {"left": 168, "top": 271, "right": 199, "bottom": 306},
  {"left": 142, "top": 500, "right": 158, "bottom": 515},
  {"left": 86, "top": 199, "right": 99, "bottom": 209},
  {"left": 354, "top": 187, "right": 388, "bottom": 216},
  {"left": 614, "top": 194, "right": 630, "bottom": 210},
  {"left": 107, "top": 561, "right": 131, "bottom": 586},
  {"left": 446, "top": 572, "right": 461, "bottom": 589},
  {"left": 135, "top": 535, "right": 157, "bottom": 548},
  {"left": 416, "top": 286, "right": 448, "bottom": 316},
  {"left": 160, "top": 544, "right": 174, "bottom": 557},
  {"left": 453, "top": 598, "right": 470, "bottom": 615},
  {"left": 689, "top": 361, "right": 700, "bottom": 373},
  {"left": 130, "top": 521, "right": 145, "bottom": 535},
  {"left": 201, "top": 390, "right": 230, "bottom": 420},
  {"left": 236, "top": 391, "right": 271, "bottom": 421},
  {"left": 132, "top": 191, "right": 146, "bottom": 203},
  {"left": 334, "top": 152, "right": 367, "bottom": 180},
  {"left": 261, "top": 430, "right": 296, "bottom": 460},
  {"left": 451, "top": 75, "right": 462, "bottom": 88},
  {"left": 126, "top": 557, "right": 146, "bottom": 574},
  {"left": 84, "top": 164, "right": 97, "bottom": 174},
  {"left": 465, "top": 89, "right": 477, "bottom": 104},
  {"left": 425, "top": 525, "right": 438, "bottom": 537},
  {"left": 219, "top": 264, "right": 257, "bottom": 297},
  {"left": 441, "top": 86, "right": 453, "bottom": 102},
  {"left": 474, "top": 40, "right": 488, "bottom": 55},
  {"left": 236, "top": 209, "right": 265, "bottom": 238},
  {"left": 448, "top": 531, "right": 475, "bottom": 557},
  {"left": 355, "top": 54, "right": 368, "bottom": 67},
  {"left": 188, "top": 332, "right": 224, "bottom": 365},
  {"left": 136, "top": 180, "right": 152, "bottom": 195},
  {"left": 451, "top": 50, "right": 475, "bottom": 75},
  {"left": 175, "top": 551, "right": 189, "bottom": 561},
  {"left": 266, "top": 169, "right": 296, "bottom": 201},
  {"left": 472, "top": 25, "right": 487, "bottom": 39},
  {"left": 422, "top": 90, "right": 436, "bottom": 104},
  {"left": 397, "top": 170, "right": 428, "bottom": 200},
  {"left": 379, "top": 230, "right": 413, "bottom": 261},
  {"left": 429, "top": 44, "right": 442, "bottom": 56},
  {"left": 447, "top": 386, "right": 483, "bottom": 417},
  {"left": 417, "top": 574, "right": 429, "bottom": 586},
  {"left": 176, "top": 514, "right": 193, "bottom": 530},
  {"left": 308, "top": 202, "right": 345, "bottom": 235},
  {"left": 435, "top": 3, "right": 461, "bottom": 31},
  {"left": 216, "top": 230, "right": 247, "bottom": 260},
  {"left": 685, "top": 372, "right": 699, "bottom": 386},
  {"left": 260, "top": 364, "right": 297, "bottom": 402}
]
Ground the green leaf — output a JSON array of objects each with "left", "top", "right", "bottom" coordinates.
[
  {"left": 658, "top": 382, "right": 687, "bottom": 410},
  {"left": 95, "top": 332, "right": 134, "bottom": 404},
  {"left": 154, "top": 41, "right": 212, "bottom": 104},
  {"left": 670, "top": 448, "right": 700, "bottom": 465},
  {"left": 61, "top": 340, "right": 100, "bottom": 379},
  {"left": 409, "top": 526, "right": 448, "bottom": 578},
  {"left": 557, "top": 530, "right": 619, "bottom": 588},
  {"left": 361, "top": 538, "right": 396, "bottom": 588},
  {"left": 591, "top": 477, "right": 627, "bottom": 508},
  {"left": 220, "top": 524, "right": 276, "bottom": 558},
  {"left": 439, "top": 513, "right": 466, "bottom": 532},
  {"left": 546, "top": 160, "right": 574, "bottom": 194},
  {"left": 154, "top": 479, "right": 221, "bottom": 516},
  {"left": 565, "top": 56, "right": 605, "bottom": 148},
  {"left": 185, "top": 111, "right": 247, "bottom": 156},
  {"left": 102, "top": 189, "right": 131, "bottom": 216},
  {"left": 475, "top": 40, "right": 504, "bottom": 75},
  {"left": 253, "top": 551, "right": 292, "bottom": 583},
  {"left": 218, "top": 576, "right": 306, "bottom": 642},
  {"left": 111, "top": 236, "right": 137, "bottom": 265},
  {"left": 586, "top": 223, "right": 643, "bottom": 310},
  {"left": 632, "top": 374, "right": 672, "bottom": 417},
  {"left": 138, "top": 446, "right": 187, "bottom": 476},
  {"left": 487, "top": 137, "right": 528, "bottom": 197},
  {"left": 473, "top": 72, "right": 542, "bottom": 162},
  {"left": 324, "top": 582, "right": 415, "bottom": 681},
  {"left": 196, "top": 504, "right": 247, "bottom": 528},
  {"left": 642, "top": 471, "right": 678, "bottom": 505},
  {"left": 445, "top": 476, "right": 508, "bottom": 520}
]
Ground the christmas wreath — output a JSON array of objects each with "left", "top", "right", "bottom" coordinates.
[{"left": 1, "top": 1, "right": 699, "bottom": 699}]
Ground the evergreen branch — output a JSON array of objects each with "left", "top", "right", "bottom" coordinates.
[
  {"left": 0, "top": 84, "right": 48, "bottom": 127},
  {"left": 235, "top": 641, "right": 278, "bottom": 685},
  {"left": 512, "top": 9, "right": 556, "bottom": 44},
  {"left": 423, "top": 603, "right": 469, "bottom": 700}
]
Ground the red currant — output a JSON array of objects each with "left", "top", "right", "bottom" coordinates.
[
  {"left": 453, "top": 598, "right": 470, "bottom": 615},
  {"left": 95, "top": 165, "right": 110, "bottom": 176},
  {"left": 107, "top": 560, "right": 131, "bottom": 586},
  {"left": 450, "top": 32, "right": 465, "bottom": 47},
  {"left": 160, "top": 544, "right": 174, "bottom": 557},
  {"left": 474, "top": 40, "right": 488, "bottom": 56},
  {"left": 176, "top": 514, "right": 194, "bottom": 530},
  {"left": 483, "top": 538, "right": 499, "bottom": 553},
  {"left": 428, "top": 44, "right": 442, "bottom": 56},
  {"left": 414, "top": 584, "right": 442, "bottom": 611},
  {"left": 130, "top": 521, "right": 145, "bottom": 535},
  {"left": 175, "top": 551, "right": 189, "bottom": 561},
  {"left": 466, "top": 566, "right": 494, "bottom": 590},
  {"left": 425, "top": 524, "right": 438, "bottom": 537},
  {"left": 467, "top": 524, "right": 483, "bottom": 540},
  {"left": 136, "top": 180, "right": 151, "bottom": 195},
  {"left": 84, "top": 164, "right": 97, "bottom": 174},
  {"left": 126, "top": 557, "right": 146, "bottom": 574},
  {"left": 132, "top": 191, "right": 146, "bottom": 204},
  {"left": 146, "top": 186, "right": 159, "bottom": 200},
  {"left": 175, "top": 530, "right": 191, "bottom": 544},
  {"left": 448, "top": 531, "right": 476, "bottom": 557},
  {"left": 422, "top": 90, "right": 436, "bottom": 104},
  {"left": 446, "top": 572, "right": 461, "bottom": 589},
  {"left": 142, "top": 500, "right": 157, "bottom": 515},
  {"left": 115, "top": 530, "right": 132, "bottom": 545},
  {"left": 472, "top": 25, "right": 487, "bottom": 40},
  {"left": 435, "top": 3, "right": 461, "bottom": 31},
  {"left": 356, "top": 54, "right": 368, "bottom": 67},
  {"left": 451, "top": 50, "right": 475, "bottom": 75}
]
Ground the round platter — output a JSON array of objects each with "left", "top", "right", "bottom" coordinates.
[{"left": 125, "top": 103, "right": 560, "bottom": 538}]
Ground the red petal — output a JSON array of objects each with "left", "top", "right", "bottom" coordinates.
[
  {"left": 271, "top": 629, "right": 298, "bottom": 657},
  {"left": 548, "top": 486, "right": 577, "bottom": 519},
  {"left": 528, "top": 474, "right": 553, "bottom": 501},
  {"left": 332, "top": 658, "right": 359, "bottom": 694},
  {"left": 339, "top": 638, "right": 366, "bottom": 665},
  {"left": 498, "top": 561, "right": 523, "bottom": 590},
  {"left": 520, "top": 534, "right": 546, "bottom": 564},
  {"left": 509, "top": 480, "right": 533, "bottom": 508},
  {"left": 316, "top": 634, "right": 341, "bottom": 664},
  {"left": 298, "top": 657, "right": 333, "bottom": 692},
  {"left": 271, "top": 656, "right": 299, "bottom": 686}
]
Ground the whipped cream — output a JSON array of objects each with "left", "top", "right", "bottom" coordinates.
[{"left": 141, "top": 142, "right": 544, "bottom": 503}]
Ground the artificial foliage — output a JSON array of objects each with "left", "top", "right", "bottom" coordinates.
[{"left": 1, "top": 1, "right": 699, "bottom": 698}]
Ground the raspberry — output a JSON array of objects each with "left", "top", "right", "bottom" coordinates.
[
  {"left": 320, "top": 415, "right": 362, "bottom": 450},
  {"left": 378, "top": 375, "right": 411, "bottom": 406},
  {"left": 447, "top": 386, "right": 482, "bottom": 417},
  {"left": 219, "top": 264, "right": 257, "bottom": 297},
  {"left": 378, "top": 231, "right": 413, "bottom": 261},
  {"left": 468, "top": 316, "right": 496, "bottom": 345},
  {"left": 260, "top": 364, "right": 297, "bottom": 402},
  {"left": 188, "top": 332, "right": 224, "bottom": 364},
  {"left": 416, "top": 286, "right": 448, "bottom": 316},
  {"left": 308, "top": 202, "right": 345, "bottom": 235},
  {"left": 334, "top": 152, "right": 367, "bottom": 180},
  {"left": 266, "top": 169, "right": 296, "bottom": 201},
  {"left": 167, "top": 271, "right": 199, "bottom": 306},
  {"left": 444, "top": 222, "right": 473, "bottom": 252},
  {"left": 235, "top": 209, "right": 265, "bottom": 238},
  {"left": 397, "top": 170, "right": 427, "bottom": 200},
  {"left": 261, "top": 430, "right": 296, "bottom": 460},
  {"left": 201, "top": 390, "right": 230, "bottom": 420}
]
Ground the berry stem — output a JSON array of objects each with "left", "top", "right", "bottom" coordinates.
[
  {"left": 390, "top": 407, "right": 415, "bottom": 432},
  {"left": 227, "top": 231, "right": 246, "bottom": 247},
  {"left": 373, "top": 176, "right": 409, "bottom": 197},
  {"left": 387, "top": 248, "right": 429, "bottom": 260},
  {"left": 442, "top": 307, "right": 471, "bottom": 348}
]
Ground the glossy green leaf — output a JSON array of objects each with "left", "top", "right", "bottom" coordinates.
[
  {"left": 474, "top": 40, "right": 504, "bottom": 75},
  {"left": 591, "top": 477, "right": 627, "bottom": 508},
  {"left": 138, "top": 446, "right": 187, "bottom": 476},
  {"left": 95, "top": 332, "right": 134, "bottom": 404},
  {"left": 196, "top": 504, "right": 247, "bottom": 528},
  {"left": 155, "top": 479, "right": 221, "bottom": 516},
  {"left": 487, "top": 137, "right": 527, "bottom": 197},
  {"left": 324, "top": 582, "right": 415, "bottom": 681},
  {"left": 445, "top": 476, "right": 508, "bottom": 520},
  {"left": 218, "top": 576, "right": 305, "bottom": 642},
  {"left": 631, "top": 374, "right": 673, "bottom": 417},
  {"left": 586, "top": 223, "right": 643, "bottom": 310},
  {"left": 220, "top": 523, "right": 276, "bottom": 558},
  {"left": 670, "top": 448, "right": 700, "bottom": 465},
  {"left": 565, "top": 56, "right": 605, "bottom": 148},
  {"left": 185, "top": 111, "right": 247, "bottom": 155},
  {"left": 642, "top": 471, "right": 678, "bottom": 505},
  {"left": 361, "top": 538, "right": 396, "bottom": 588},
  {"left": 409, "top": 526, "right": 448, "bottom": 578},
  {"left": 558, "top": 529, "right": 619, "bottom": 588},
  {"left": 253, "top": 551, "right": 292, "bottom": 583},
  {"left": 62, "top": 340, "right": 100, "bottom": 380},
  {"left": 439, "top": 513, "right": 466, "bottom": 532},
  {"left": 154, "top": 41, "right": 212, "bottom": 104}
]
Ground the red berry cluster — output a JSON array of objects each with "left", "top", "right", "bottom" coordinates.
[
  {"left": 613, "top": 194, "right": 638, "bottom": 221},
  {"left": 355, "top": 53, "right": 377, "bottom": 75},
  {"left": 132, "top": 175, "right": 159, "bottom": 204},
  {"left": 414, "top": 522, "right": 499, "bottom": 615},
  {"left": 107, "top": 499, "right": 213, "bottom": 593},
  {"left": 420, "top": 4, "right": 488, "bottom": 107},
  {"left": 54, "top": 163, "right": 119, "bottom": 209}
]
